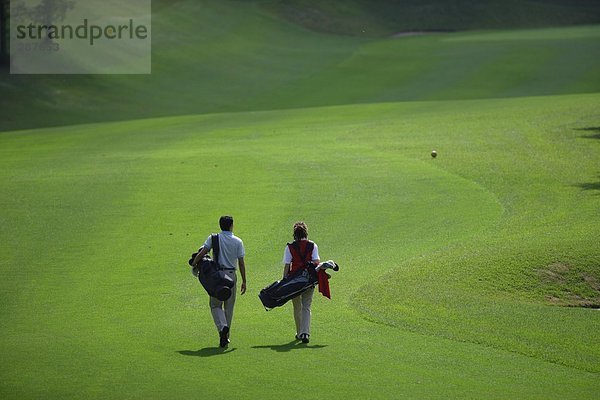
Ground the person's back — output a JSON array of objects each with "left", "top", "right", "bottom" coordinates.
[
  {"left": 282, "top": 221, "right": 319, "bottom": 344},
  {"left": 215, "top": 230, "right": 244, "bottom": 271},
  {"left": 191, "top": 215, "right": 247, "bottom": 347},
  {"left": 287, "top": 239, "right": 315, "bottom": 275}
]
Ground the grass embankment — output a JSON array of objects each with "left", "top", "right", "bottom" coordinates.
[
  {"left": 1, "top": 1, "right": 599, "bottom": 131},
  {"left": 352, "top": 94, "right": 600, "bottom": 373}
]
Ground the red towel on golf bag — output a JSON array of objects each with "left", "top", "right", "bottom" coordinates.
[{"left": 317, "top": 270, "right": 331, "bottom": 299}]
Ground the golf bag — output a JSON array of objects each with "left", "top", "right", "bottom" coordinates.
[
  {"left": 259, "top": 261, "right": 339, "bottom": 310},
  {"left": 189, "top": 234, "right": 234, "bottom": 301}
]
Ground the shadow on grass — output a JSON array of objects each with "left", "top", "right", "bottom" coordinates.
[
  {"left": 575, "top": 127, "right": 600, "bottom": 139},
  {"left": 177, "top": 347, "right": 237, "bottom": 357},
  {"left": 573, "top": 128, "right": 600, "bottom": 193},
  {"left": 575, "top": 181, "right": 600, "bottom": 191},
  {"left": 251, "top": 340, "right": 327, "bottom": 352},
  {"left": 573, "top": 174, "right": 600, "bottom": 194}
]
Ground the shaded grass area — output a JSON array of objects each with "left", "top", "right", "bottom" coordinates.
[
  {"left": 262, "top": 0, "right": 600, "bottom": 36},
  {"left": 0, "top": 94, "right": 599, "bottom": 398},
  {"left": 1, "top": 1, "right": 599, "bottom": 131}
]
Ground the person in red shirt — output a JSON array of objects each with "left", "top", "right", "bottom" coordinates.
[{"left": 282, "top": 221, "right": 320, "bottom": 343}]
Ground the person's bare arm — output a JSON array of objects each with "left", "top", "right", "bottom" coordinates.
[
  {"left": 191, "top": 247, "right": 209, "bottom": 266},
  {"left": 283, "top": 263, "right": 291, "bottom": 279},
  {"left": 238, "top": 257, "right": 247, "bottom": 295}
]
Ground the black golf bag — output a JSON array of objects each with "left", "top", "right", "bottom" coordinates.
[
  {"left": 259, "top": 265, "right": 317, "bottom": 310},
  {"left": 258, "top": 261, "right": 339, "bottom": 310},
  {"left": 189, "top": 234, "right": 234, "bottom": 301}
]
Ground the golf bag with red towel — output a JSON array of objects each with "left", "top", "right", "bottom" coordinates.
[
  {"left": 259, "top": 260, "right": 339, "bottom": 310},
  {"left": 189, "top": 234, "right": 234, "bottom": 301}
]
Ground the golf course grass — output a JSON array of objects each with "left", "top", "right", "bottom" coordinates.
[
  {"left": 1, "top": 94, "right": 599, "bottom": 398},
  {"left": 1, "top": 0, "right": 599, "bottom": 398},
  {"left": 2, "top": 2, "right": 600, "bottom": 131}
]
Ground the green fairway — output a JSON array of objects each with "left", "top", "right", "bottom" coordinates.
[
  {"left": 1, "top": 94, "right": 599, "bottom": 398},
  {"left": 1, "top": 0, "right": 600, "bottom": 398}
]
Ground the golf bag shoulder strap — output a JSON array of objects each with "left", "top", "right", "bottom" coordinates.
[{"left": 211, "top": 234, "right": 220, "bottom": 264}]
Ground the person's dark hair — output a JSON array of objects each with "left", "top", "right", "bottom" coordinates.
[
  {"left": 219, "top": 215, "right": 234, "bottom": 231},
  {"left": 293, "top": 221, "right": 308, "bottom": 241}
]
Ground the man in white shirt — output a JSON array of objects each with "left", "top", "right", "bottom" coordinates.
[{"left": 192, "top": 216, "right": 247, "bottom": 347}]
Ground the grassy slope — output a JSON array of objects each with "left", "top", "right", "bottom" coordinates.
[
  {"left": 254, "top": 26, "right": 600, "bottom": 108},
  {"left": 1, "top": 1, "right": 600, "bottom": 131},
  {"left": 353, "top": 94, "right": 600, "bottom": 372},
  {"left": 1, "top": 0, "right": 364, "bottom": 130},
  {"left": 0, "top": 95, "right": 599, "bottom": 399}
]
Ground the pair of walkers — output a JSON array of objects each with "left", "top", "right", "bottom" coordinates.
[{"left": 191, "top": 216, "right": 319, "bottom": 347}]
